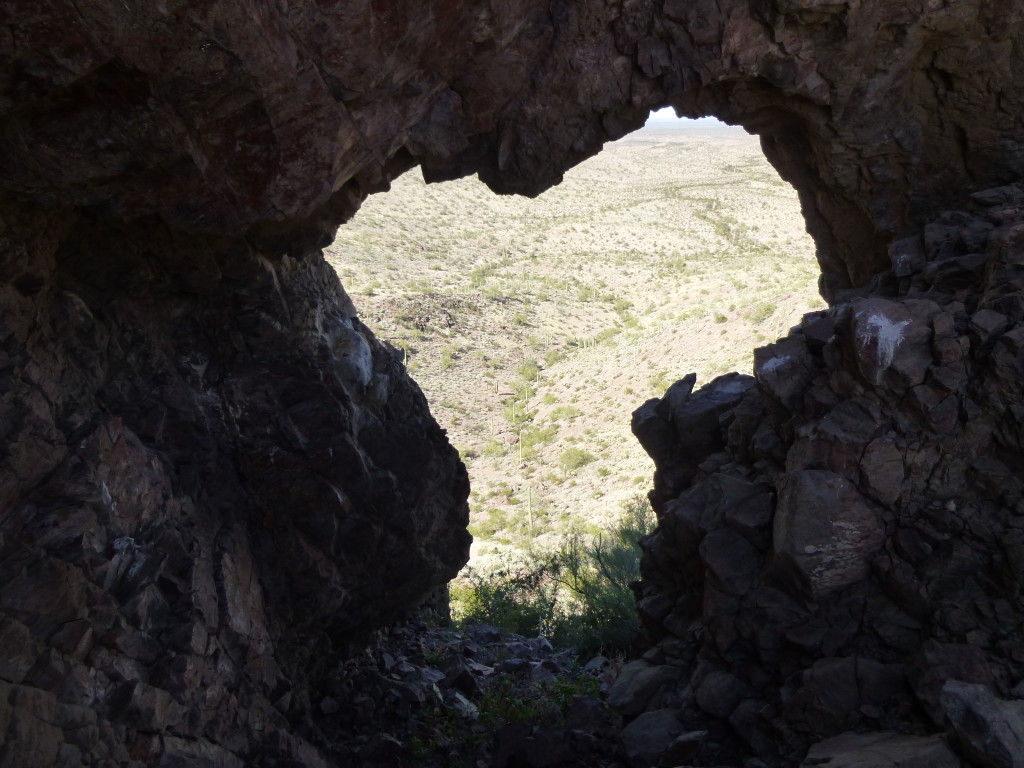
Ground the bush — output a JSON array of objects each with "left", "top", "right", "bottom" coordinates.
[
  {"left": 439, "top": 344, "right": 458, "bottom": 370},
  {"left": 450, "top": 496, "right": 656, "bottom": 654},
  {"left": 481, "top": 439, "right": 506, "bottom": 458},
  {"left": 450, "top": 557, "right": 559, "bottom": 637},
  {"left": 543, "top": 349, "right": 564, "bottom": 367},
  {"left": 519, "top": 425, "right": 557, "bottom": 459},
  {"left": 747, "top": 302, "right": 777, "bottom": 324},
  {"left": 502, "top": 398, "right": 535, "bottom": 428},
  {"left": 468, "top": 507, "right": 511, "bottom": 539},
  {"left": 552, "top": 495, "right": 655, "bottom": 653},
  {"left": 455, "top": 444, "right": 478, "bottom": 461},
  {"left": 648, "top": 370, "right": 670, "bottom": 394},
  {"left": 549, "top": 405, "right": 582, "bottom": 421},
  {"left": 517, "top": 358, "right": 541, "bottom": 381},
  {"left": 559, "top": 447, "right": 596, "bottom": 475}
]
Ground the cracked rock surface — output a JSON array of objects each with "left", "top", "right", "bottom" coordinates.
[{"left": 630, "top": 183, "right": 1024, "bottom": 766}]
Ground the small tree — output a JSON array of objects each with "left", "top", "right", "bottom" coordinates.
[
  {"left": 450, "top": 496, "right": 656, "bottom": 654},
  {"left": 553, "top": 495, "right": 655, "bottom": 653}
]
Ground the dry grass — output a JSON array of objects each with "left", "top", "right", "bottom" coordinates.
[{"left": 326, "top": 119, "right": 822, "bottom": 568}]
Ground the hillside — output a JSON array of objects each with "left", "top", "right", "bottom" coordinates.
[{"left": 326, "top": 118, "right": 822, "bottom": 567}]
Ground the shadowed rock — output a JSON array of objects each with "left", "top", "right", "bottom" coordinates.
[{"left": 633, "top": 184, "right": 1024, "bottom": 765}]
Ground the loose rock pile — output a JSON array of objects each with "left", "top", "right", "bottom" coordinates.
[
  {"left": 626, "top": 182, "right": 1024, "bottom": 766},
  {"left": 315, "top": 621, "right": 627, "bottom": 768}
]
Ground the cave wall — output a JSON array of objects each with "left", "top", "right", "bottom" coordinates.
[
  {"left": 0, "top": 201, "right": 470, "bottom": 765},
  {"left": 631, "top": 183, "right": 1024, "bottom": 764},
  {"left": 7, "top": 2, "right": 1024, "bottom": 288},
  {"left": 3, "top": 0, "right": 1024, "bottom": 765}
]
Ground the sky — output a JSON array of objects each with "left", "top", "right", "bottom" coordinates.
[{"left": 645, "top": 107, "right": 728, "bottom": 126}]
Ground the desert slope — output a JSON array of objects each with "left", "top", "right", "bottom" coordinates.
[{"left": 327, "top": 119, "right": 822, "bottom": 564}]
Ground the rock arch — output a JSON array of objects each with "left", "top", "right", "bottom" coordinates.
[{"left": 2, "top": 1, "right": 1024, "bottom": 764}]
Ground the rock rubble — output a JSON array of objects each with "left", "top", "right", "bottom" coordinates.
[{"left": 307, "top": 621, "right": 627, "bottom": 768}]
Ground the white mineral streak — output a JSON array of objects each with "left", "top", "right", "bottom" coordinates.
[
  {"left": 759, "top": 355, "right": 789, "bottom": 375},
  {"left": 857, "top": 310, "right": 911, "bottom": 376}
]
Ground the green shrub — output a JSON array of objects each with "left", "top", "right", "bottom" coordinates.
[
  {"left": 502, "top": 398, "right": 534, "bottom": 428},
  {"left": 450, "top": 557, "right": 559, "bottom": 637},
  {"left": 520, "top": 425, "right": 558, "bottom": 459},
  {"left": 517, "top": 358, "right": 541, "bottom": 381},
  {"left": 551, "top": 495, "right": 655, "bottom": 653},
  {"left": 559, "top": 447, "right": 596, "bottom": 475},
  {"left": 543, "top": 349, "right": 564, "bottom": 367},
  {"left": 440, "top": 344, "right": 458, "bottom": 370},
  {"left": 450, "top": 496, "right": 656, "bottom": 654},
  {"left": 469, "top": 507, "right": 511, "bottom": 538},
  {"left": 455, "top": 444, "right": 478, "bottom": 461},
  {"left": 481, "top": 439, "right": 506, "bottom": 458},
  {"left": 548, "top": 405, "right": 582, "bottom": 422},
  {"left": 747, "top": 302, "right": 777, "bottom": 324},
  {"left": 648, "top": 370, "right": 670, "bottom": 395}
]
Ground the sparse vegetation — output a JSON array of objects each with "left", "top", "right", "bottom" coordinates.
[
  {"left": 325, "top": 118, "right": 821, "bottom": 579},
  {"left": 748, "top": 302, "right": 777, "bottom": 324},
  {"left": 648, "top": 370, "right": 671, "bottom": 394}
]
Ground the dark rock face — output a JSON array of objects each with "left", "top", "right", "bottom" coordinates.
[
  {"left": 632, "top": 185, "right": 1024, "bottom": 765},
  {"left": 4, "top": 3, "right": 1024, "bottom": 296},
  {"left": 0, "top": 205, "right": 470, "bottom": 763},
  {"left": 3, "top": 0, "right": 1024, "bottom": 765}
]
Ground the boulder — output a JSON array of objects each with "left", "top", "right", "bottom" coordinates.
[
  {"left": 608, "top": 662, "right": 683, "bottom": 719},
  {"left": 773, "top": 471, "right": 886, "bottom": 599},
  {"left": 942, "top": 681, "right": 1024, "bottom": 768},
  {"left": 619, "top": 708, "right": 687, "bottom": 768},
  {"left": 802, "top": 731, "right": 961, "bottom": 768}
]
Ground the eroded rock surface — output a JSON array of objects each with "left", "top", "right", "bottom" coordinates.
[{"left": 3, "top": 0, "right": 1024, "bottom": 765}]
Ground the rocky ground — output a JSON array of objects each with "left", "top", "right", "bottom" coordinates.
[
  {"left": 314, "top": 613, "right": 975, "bottom": 768},
  {"left": 321, "top": 618, "right": 628, "bottom": 768}
]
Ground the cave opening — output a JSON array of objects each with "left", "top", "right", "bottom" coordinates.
[
  {"left": 7, "top": 4, "right": 1024, "bottom": 766},
  {"left": 326, "top": 110, "right": 820, "bottom": 594}
]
